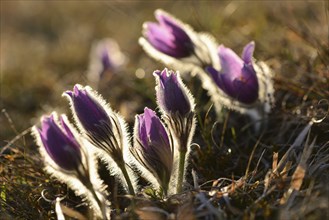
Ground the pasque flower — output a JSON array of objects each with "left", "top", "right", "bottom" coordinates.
[
  {"left": 154, "top": 68, "right": 192, "bottom": 116},
  {"left": 154, "top": 68, "right": 196, "bottom": 194},
  {"left": 142, "top": 10, "right": 194, "bottom": 58},
  {"left": 64, "top": 85, "right": 127, "bottom": 163},
  {"left": 65, "top": 85, "right": 114, "bottom": 141},
  {"left": 154, "top": 68, "right": 195, "bottom": 152},
  {"left": 36, "top": 113, "right": 82, "bottom": 172},
  {"left": 201, "top": 41, "right": 274, "bottom": 132},
  {"left": 64, "top": 84, "right": 136, "bottom": 195},
  {"left": 206, "top": 41, "right": 259, "bottom": 104},
  {"left": 88, "top": 38, "right": 127, "bottom": 85},
  {"left": 33, "top": 113, "right": 110, "bottom": 219},
  {"left": 131, "top": 107, "right": 173, "bottom": 194},
  {"left": 139, "top": 9, "right": 219, "bottom": 76}
]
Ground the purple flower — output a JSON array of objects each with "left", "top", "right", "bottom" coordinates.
[
  {"left": 143, "top": 10, "right": 194, "bottom": 58},
  {"left": 132, "top": 108, "right": 173, "bottom": 192},
  {"left": 206, "top": 42, "right": 259, "bottom": 104},
  {"left": 137, "top": 108, "right": 170, "bottom": 150},
  {"left": 65, "top": 85, "right": 111, "bottom": 135},
  {"left": 154, "top": 68, "right": 192, "bottom": 116},
  {"left": 37, "top": 114, "right": 82, "bottom": 171},
  {"left": 64, "top": 84, "right": 128, "bottom": 166},
  {"left": 100, "top": 48, "right": 112, "bottom": 72},
  {"left": 88, "top": 38, "right": 127, "bottom": 83}
]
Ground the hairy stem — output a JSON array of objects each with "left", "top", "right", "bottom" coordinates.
[
  {"left": 79, "top": 174, "right": 108, "bottom": 220},
  {"left": 176, "top": 150, "right": 186, "bottom": 193},
  {"left": 89, "top": 186, "right": 108, "bottom": 220},
  {"left": 119, "top": 164, "right": 135, "bottom": 196}
]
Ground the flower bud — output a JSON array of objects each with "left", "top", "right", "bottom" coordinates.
[
  {"left": 64, "top": 85, "right": 136, "bottom": 194},
  {"left": 65, "top": 85, "right": 111, "bottom": 135},
  {"left": 64, "top": 84, "right": 126, "bottom": 161},
  {"left": 36, "top": 113, "right": 82, "bottom": 171},
  {"left": 154, "top": 68, "right": 192, "bottom": 116},
  {"left": 142, "top": 9, "right": 194, "bottom": 58},
  {"left": 132, "top": 107, "right": 173, "bottom": 193}
]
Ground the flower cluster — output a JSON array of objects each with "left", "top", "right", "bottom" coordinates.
[
  {"left": 33, "top": 67, "right": 195, "bottom": 217},
  {"left": 31, "top": 9, "right": 277, "bottom": 219},
  {"left": 140, "top": 9, "right": 275, "bottom": 130}
]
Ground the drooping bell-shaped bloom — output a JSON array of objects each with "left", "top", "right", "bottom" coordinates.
[
  {"left": 132, "top": 107, "right": 173, "bottom": 193},
  {"left": 142, "top": 9, "right": 194, "bottom": 58},
  {"left": 206, "top": 42, "right": 259, "bottom": 104},
  {"left": 88, "top": 38, "right": 127, "bottom": 84},
  {"left": 154, "top": 68, "right": 192, "bottom": 116},
  {"left": 36, "top": 113, "right": 82, "bottom": 171}
]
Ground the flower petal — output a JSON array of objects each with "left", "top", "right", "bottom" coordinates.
[
  {"left": 218, "top": 45, "right": 244, "bottom": 78},
  {"left": 241, "top": 41, "right": 255, "bottom": 64}
]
